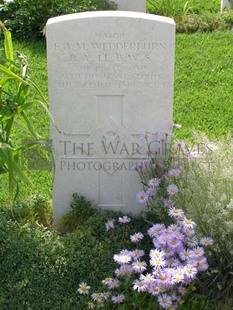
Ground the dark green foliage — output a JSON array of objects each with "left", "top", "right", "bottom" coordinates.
[
  {"left": 58, "top": 193, "right": 101, "bottom": 233},
  {"left": 0, "top": 193, "right": 53, "bottom": 226},
  {"left": 0, "top": 194, "right": 152, "bottom": 309},
  {"left": 176, "top": 10, "right": 233, "bottom": 33},
  {"left": 0, "top": 217, "right": 68, "bottom": 310},
  {"left": 147, "top": 0, "right": 221, "bottom": 16},
  {"left": 0, "top": 0, "right": 117, "bottom": 40}
]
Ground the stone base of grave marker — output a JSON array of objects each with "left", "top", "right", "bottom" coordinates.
[{"left": 46, "top": 11, "right": 175, "bottom": 223}]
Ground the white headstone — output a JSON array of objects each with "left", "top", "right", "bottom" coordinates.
[
  {"left": 221, "top": 0, "right": 232, "bottom": 10},
  {"left": 114, "top": 0, "right": 146, "bottom": 12},
  {"left": 46, "top": 11, "right": 175, "bottom": 222}
]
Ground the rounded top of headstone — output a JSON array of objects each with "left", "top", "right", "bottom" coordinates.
[{"left": 46, "top": 11, "right": 175, "bottom": 26}]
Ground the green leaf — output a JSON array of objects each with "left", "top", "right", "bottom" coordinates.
[
  {"left": 18, "top": 111, "right": 40, "bottom": 139},
  {"left": 0, "top": 64, "right": 28, "bottom": 84},
  {"left": 4, "top": 29, "right": 14, "bottom": 62},
  {"left": 23, "top": 99, "right": 59, "bottom": 131}
]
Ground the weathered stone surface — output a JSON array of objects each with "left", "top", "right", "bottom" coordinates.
[{"left": 46, "top": 11, "right": 175, "bottom": 222}]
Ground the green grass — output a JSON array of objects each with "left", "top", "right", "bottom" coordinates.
[{"left": 174, "top": 31, "right": 233, "bottom": 141}]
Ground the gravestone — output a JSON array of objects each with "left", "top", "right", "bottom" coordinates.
[
  {"left": 114, "top": 0, "right": 146, "bottom": 12},
  {"left": 46, "top": 11, "right": 175, "bottom": 222},
  {"left": 221, "top": 0, "right": 233, "bottom": 10}
]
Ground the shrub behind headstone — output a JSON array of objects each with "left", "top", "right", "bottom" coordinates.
[{"left": 0, "top": 0, "right": 116, "bottom": 40}]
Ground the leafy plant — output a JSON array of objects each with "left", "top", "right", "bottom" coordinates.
[
  {"left": 0, "top": 0, "right": 117, "bottom": 40},
  {"left": 0, "top": 23, "right": 54, "bottom": 199},
  {"left": 147, "top": 0, "right": 220, "bottom": 16},
  {"left": 0, "top": 193, "right": 53, "bottom": 226},
  {"left": 174, "top": 134, "right": 233, "bottom": 305},
  {"left": 58, "top": 193, "right": 100, "bottom": 234},
  {"left": 147, "top": 0, "right": 193, "bottom": 17}
]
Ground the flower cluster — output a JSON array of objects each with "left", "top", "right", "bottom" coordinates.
[
  {"left": 110, "top": 215, "right": 212, "bottom": 309},
  {"left": 77, "top": 133, "right": 213, "bottom": 309},
  {"left": 78, "top": 212, "right": 212, "bottom": 309}
]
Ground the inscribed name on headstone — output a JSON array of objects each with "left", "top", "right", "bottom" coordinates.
[
  {"left": 46, "top": 11, "right": 175, "bottom": 222},
  {"left": 114, "top": 0, "right": 146, "bottom": 12}
]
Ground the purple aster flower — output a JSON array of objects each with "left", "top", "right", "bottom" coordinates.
[
  {"left": 133, "top": 279, "right": 148, "bottom": 292},
  {"left": 105, "top": 218, "right": 115, "bottom": 231},
  {"left": 190, "top": 247, "right": 205, "bottom": 258},
  {"left": 111, "top": 294, "right": 125, "bottom": 303},
  {"left": 183, "top": 228, "right": 195, "bottom": 236},
  {"left": 189, "top": 150, "right": 203, "bottom": 158},
  {"left": 168, "top": 224, "right": 181, "bottom": 233},
  {"left": 150, "top": 257, "right": 166, "bottom": 269},
  {"left": 146, "top": 187, "right": 157, "bottom": 197},
  {"left": 167, "top": 184, "right": 179, "bottom": 196},
  {"left": 130, "top": 232, "right": 144, "bottom": 243},
  {"left": 120, "top": 249, "right": 132, "bottom": 256},
  {"left": 100, "top": 292, "right": 110, "bottom": 300},
  {"left": 149, "top": 249, "right": 165, "bottom": 260},
  {"left": 178, "top": 286, "right": 187, "bottom": 296},
  {"left": 177, "top": 215, "right": 185, "bottom": 224},
  {"left": 167, "top": 168, "right": 181, "bottom": 178},
  {"left": 91, "top": 292, "right": 102, "bottom": 302},
  {"left": 102, "top": 277, "right": 113, "bottom": 285},
  {"left": 200, "top": 237, "right": 213, "bottom": 246},
  {"left": 183, "top": 218, "right": 196, "bottom": 229},
  {"left": 148, "top": 224, "right": 166, "bottom": 238},
  {"left": 168, "top": 208, "right": 184, "bottom": 219},
  {"left": 108, "top": 278, "right": 120, "bottom": 289},
  {"left": 140, "top": 132, "right": 153, "bottom": 142},
  {"left": 187, "top": 237, "right": 199, "bottom": 248},
  {"left": 196, "top": 259, "right": 209, "bottom": 272},
  {"left": 136, "top": 191, "right": 148, "bottom": 204},
  {"left": 158, "top": 293, "right": 173, "bottom": 308},
  {"left": 167, "top": 258, "right": 182, "bottom": 268},
  {"left": 118, "top": 215, "right": 131, "bottom": 224},
  {"left": 179, "top": 249, "right": 193, "bottom": 261},
  {"left": 205, "top": 142, "right": 218, "bottom": 152},
  {"left": 157, "top": 233, "right": 170, "bottom": 247},
  {"left": 77, "top": 282, "right": 90, "bottom": 295},
  {"left": 131, "top": 249, "right": 145, "bottom": 260},
  {"left": 163, "top": 198, "right": 176, "bottom": 208},
  {"left": 162, "top": 247, "right": 175, "bottom": 258},
  {"left": 118, "top": 264, "right": 133, "bottom": 276},
  {"left": 114, "top": 253, "right": 132, "bottom": 265},
  {"left": 132, "top": 260, "right": 147, "bottom": 273},
  {"left": 183, "top": 264, "right": 197, "bottom": 280},
  {"left": 115, "top": 268, "right": 124, "bottom": 278},
  {"left": 140, "top": 273, "right": 155, "bottom": 284},
  {"left": 148, "top": 282, "right": 161, "bottom": 295},
  {"left": 171, "top": 269, "right": 185, "bottom": 284},
  {"left": 148, "top": 177, "right": 161, "bottom": 188},
  {"left": 168, "top": 238, "right": 183, "bottom": 251}
]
